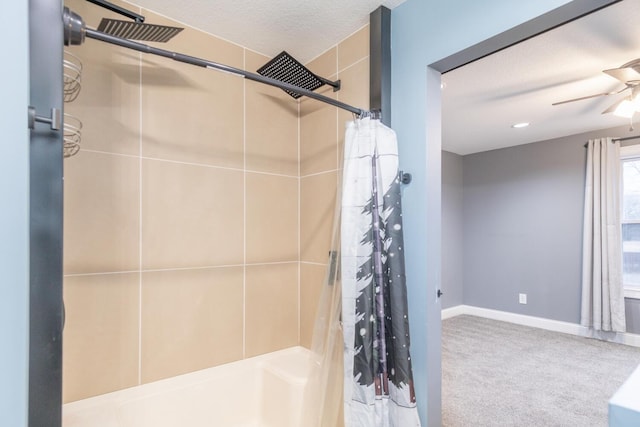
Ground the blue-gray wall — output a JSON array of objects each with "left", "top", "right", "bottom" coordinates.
[
  {"left": 0, "top": 1, "right": 30, "bottom": 426},
  {"left": 392, "top": 0, "right": 572, "bottom": 423},
  {"left": 442, "top": 151, "right": 464, "bottom": 309},
  {"left": 459, "top": 124, "right": 640, "bottom": 334},
  {"left": 463, "top": 131, "right": 586, "bottom": 322},
  {"left": 0, "top": 2, "right": 601, "bottom": 426},
  {"left": 627, "top": 299, "right": 640, "bottom": 333}
]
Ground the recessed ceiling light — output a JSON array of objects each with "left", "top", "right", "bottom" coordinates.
[{"left": 511, "top": 122, "right": 530, "bottom": 128}]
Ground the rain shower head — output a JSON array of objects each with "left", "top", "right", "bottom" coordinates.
[
  {"left": 86, "top": 0, "right": 183, "bottom": 43},
  {"left": 97, "top": 18, "right": 183, "bottom": 43},
  {"left": 257, "top": 51, "right": 340, "bottom": 99}
]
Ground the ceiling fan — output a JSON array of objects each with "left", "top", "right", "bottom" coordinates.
[{"left": 553, "top": 59, "right": 640, "bottom": 118}]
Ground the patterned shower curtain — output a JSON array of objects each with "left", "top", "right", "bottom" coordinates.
[{"left": 341, "top": 118, "right": 421, "bottom": 426}]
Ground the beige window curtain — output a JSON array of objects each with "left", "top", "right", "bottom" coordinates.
[{"left": 581, "top": 138, "right": 626, "bottom": 333}]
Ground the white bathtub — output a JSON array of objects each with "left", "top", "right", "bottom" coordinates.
[{"left": 63, "top": 346, "right": 311, "bottom": 427}]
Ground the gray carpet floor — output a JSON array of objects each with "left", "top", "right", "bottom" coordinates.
[{"left": 442, "top": 315, "right": 640, "bottom": 427}]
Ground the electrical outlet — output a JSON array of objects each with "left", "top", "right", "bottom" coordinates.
[{"left": 519, "top": 293, "right": 527, "bottom": 304}]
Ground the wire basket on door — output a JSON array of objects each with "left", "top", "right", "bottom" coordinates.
[
  {"left": 63, "top": 51, "right": 82, "bottom": 103},
  {"left": 63, "top": 113, "right": 82, "bottom": 158}
]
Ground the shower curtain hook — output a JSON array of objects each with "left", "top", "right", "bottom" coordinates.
[
  {"left": 359, "top": 109, "right": 381, "bottom": 120},
  {"left": 358, "top": 110, "right": 377, "bottom": 120}
]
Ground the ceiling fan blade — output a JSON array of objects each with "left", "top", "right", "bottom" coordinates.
[
  {"left": 602, "top": 99, "right": 623, "bottom": 114},
  {"left": 552, "top": 91, "right": 617, "bottom": 106},
  {"left": 603, "top": 66, "right": 640, "bottom": 83}
]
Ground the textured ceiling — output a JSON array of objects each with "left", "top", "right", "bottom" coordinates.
[
  {"left": 442, "top": 0, "right": 640, "bottom": 155},
  {"left": 129, "top": 0, "right": 406, "bottom": 64}
]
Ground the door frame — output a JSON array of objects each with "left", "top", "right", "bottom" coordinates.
[
  {"left": 424, "top": 0, "right": 621, "bottom": 425},
  {"left": 28, "top": 0, "right": 64, "bottom": 426}
]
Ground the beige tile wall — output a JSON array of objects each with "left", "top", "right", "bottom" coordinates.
[
  {"left": 299, "top": 26, "right": 371, "bottom": 346},
  {"left": 63, "top": 0, "right": 368, "bottom": 402},
  {"left": 140, "top": 267, "right": 244, "bottom": 383}
]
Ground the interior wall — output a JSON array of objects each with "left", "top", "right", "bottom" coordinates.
[
  {"left": 298, "top": 27, "right": 370, "bottom": 348},
  {"left": 627, "top": 299, "right": 640, "bottom": 333},
  {"left": 391, "top": 0, "right": 575, "bottom": 423},
  {"left": 62, "top": 0, "right": 300, "bottom": 403},
  {"left": 62, "top": 0, "right": 369, "bottom": 403},
  {"left": 460, "top": 124, "right": 640, "bottom": 334},
  {"left": 441, "top": 150, "right": 464, "bottom": 309}
]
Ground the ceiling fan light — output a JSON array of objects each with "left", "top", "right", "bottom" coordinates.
[
  {"left": 632, "top": 92, "right": 640, "bottom": 111},
  {"left": 613, "top": 99, "right": 636, "bottom": 118}
]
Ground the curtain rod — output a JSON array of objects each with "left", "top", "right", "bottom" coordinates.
[
  {"left": 80, "top": 27, "right": 367, "bottom": 116},
  {"left": 583, "top": 135, "right": 640, "bottom": 147},
  {"left": 63, "top": 8, "right": 368, "bottom": 116},
  {"left": 613, "top": 135, "right": 640, "bottom": 142}
]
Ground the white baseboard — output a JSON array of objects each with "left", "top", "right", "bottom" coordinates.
[
  {"left": 441, "top": 305, "right": 466, "bottom": 320},
  {"left": 442, "top": 304, "right": 640, "bottom": 348}
]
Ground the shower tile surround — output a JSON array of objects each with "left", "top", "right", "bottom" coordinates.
[{"left": 62, "top": 0, "right": 370, "bottom": 402}]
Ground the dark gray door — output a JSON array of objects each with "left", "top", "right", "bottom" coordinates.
[{"left": 28, "top": 0, "right": 64, "bottom": 426}]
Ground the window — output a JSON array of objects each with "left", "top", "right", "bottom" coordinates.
[{"left": 621, "top": 144, "right": 640, "bottom": 299}]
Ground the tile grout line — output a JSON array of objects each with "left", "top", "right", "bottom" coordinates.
[
  {"left": 300, "top": 261, "right": 329, "bottom": 267},
  {"left": 338, "top": 55, "right": 369, "bottom": 75},
  {"left": 300, "top": 168, "right": 340, "bottom": 179},
  {"left": 242, "top": 48, "right": 247, "bottom": 360},
  {"left": 297, "top": 98, "right": 301, "bottom": 345},
  {"left": 62, "top": 260, "right": 300, "bottom": 278},
  {"left": 123, "top": 0, "right": 270, "bottom": 60},
  {"left": 137, "top": 47, "right": 143, "bottom": 386},
  {"left": 79, "top": 149, "right": 299, "bottom": 180},
  {"left": 336, "top": 43, "right": 340, "bottom": 176},
  {"left": 302, "top": 23, "right": 367, "bottom": 69}
]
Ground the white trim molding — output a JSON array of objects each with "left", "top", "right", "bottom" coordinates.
[
  {"left": 441, "top": 305, "right": 467, "bottom": 320},
  {"left": 442, "top": 305, "right": 640, "bottom": 348},
  {"left": 620, "top": 144, "right": 640, "bottom": 158},
  {"left": 625, "top": 288, "right": 640, "bottom": 300}
]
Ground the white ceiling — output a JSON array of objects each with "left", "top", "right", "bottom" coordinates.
[
  {"left": 130, "top": 0, "right": 406, "bottom": 64},
  {"left": 442, "top": 0, "right": 640, "bottom": 155},
  {"left": 122, "top": 0, "right": 639, "bottom": 156}
]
